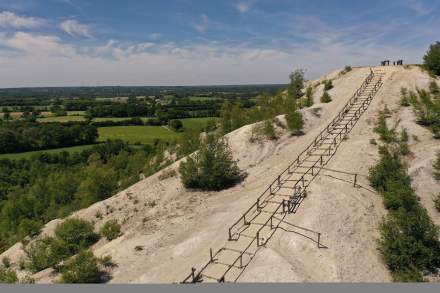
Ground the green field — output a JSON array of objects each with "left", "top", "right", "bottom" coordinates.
[
  {"left": 98, "top": 126, "right": 179, "bottom": 144},
  {"left": 0, "top": 144, "right": 97, "bottom": 160},
  {"left": 93, "top": 117, "right": 152, "bottom": 122},
  {"left": 67, "top": 111, "right": 86, "bottom": 116},
  {"left": 181, "top": 117, "right": 217, "bottom": 131},
  {"left": 1, "top": 117, "right": 217, "bottom": 159},
  {"left": 37, "top": 115, "right": 86, "bottom": 122}
]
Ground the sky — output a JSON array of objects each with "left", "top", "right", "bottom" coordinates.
[{"left": 0, "top": 0, "right": 439, "bottom": 87}]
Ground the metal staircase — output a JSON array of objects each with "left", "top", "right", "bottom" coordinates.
[{"left": 182, "top": 68, "right": 386, "bottom": 283}]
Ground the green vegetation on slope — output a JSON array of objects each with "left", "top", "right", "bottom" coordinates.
[
  {"left": 0, "top": 140, "right": 169, "bottom": 253},
  {"left": 369, "top": 110, "right": 440, "bottom": 282}
]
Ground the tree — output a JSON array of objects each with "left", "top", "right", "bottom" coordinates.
[
  {"left": 320, "top": 91, "right": 332, "bottom": 103},
  {"left": 287, "top": 69, "right": 305, "bottom": 100},
  {"left": 54, "top": 219, "right": 99, "bottom": 254},
  {"left": 423, "top": 41, "right": 440, "bottom": 76},
  {"left": 179, "top": 134, "right": 240, "bottom": 191},
  {"left": 168, "top": 119, "right": 183, "bottom": 132},
  {"left": 220, "top": 100, "right": 233, "bottom": 134},
  {"left": 286, "top": 110, "right": 304, "bottom": 135}
]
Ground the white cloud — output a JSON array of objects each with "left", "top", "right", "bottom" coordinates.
[
  {"left": 60, "top": 19, "right": 92, "bottom": 38},
  {"left": 405, "top": 0, "right": 433, "bottom": 15},
  {"left": 235, "top": 2, "right": 253, "bottom": 13},
  {"left": 0, "top": 11, "right": 44, "bottom": 29},
  {"left": 191, "top": 14, "right": 210, "bottom": 33},
  {"left": 0, "top": 30, "right": 425, "bottom": 88},
  {"left": 2, "top": 31, "right": 75, "bottom": 57},
  {"left": 148, "top": 32, "right": 162, "bottom": 40}
]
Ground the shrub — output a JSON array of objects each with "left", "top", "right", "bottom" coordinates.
[
  {"left": 304, "top": 86, "right": 314, "bottom": 107},
  {"left": 261, "top": 120, "right": 278, "bottom": 140},
  {"left": 286, "top": 110, "right": 304, "bottom": 135},
  {"left": 158, "top": 168, "right": 177, "bottom": 180},
  {"left": 100, "top": 220, "right": 122, "bottom": 241},
  {"left": 179, "top": 134, "right": 240, "bottom": 191},
  {"left": 205, "top": 119, "right": 217, "bottom": 132},
  {"left": 2, "top": 257, "right": 11, "bottom": 268},
  {"left": 398, "top": 128, "right": 410, "bottom": 156},
  {"left": 25, "top": 237, "right": 69, "bottom": 272},
  {"left": 250, "top": 120, "right": 278, "bottom": 142},
  {"left": 373, "top": 112, "right": 395, "bottom": 143},
  {"left": 320, "top": 91, "right": 332, "bottom": 103},
  {"left": 434, "top": 193, "right": 440, "bottom": 212},
  {"left": 60, "top": 250, "right": 104, "bottom": 283},
  {"left": 0, "top": 267, "right": 18, "bottom": 283},
  {"left": 429, "top": 80, "right": 440, "bottom": 96},
  {"left": 434, "top": 152, "right": 440, "bottom": 180},
  {"left": 343, "top": 65, "right": 352, "bottom": 74},
  {"left": 168, "top": 119, "right": 183, "bottom": 132},
  {"left": 55, "top": 219, "right": 99, "bottom": 254},
  {"left": 423, "top": 41, "right": 440, "bottom": 76},
  {"left": 323, "top": 80, "right": 334, "bottom": 91},
  {"left": 400, "top": 88, "right": 410, "bottom": 107}
]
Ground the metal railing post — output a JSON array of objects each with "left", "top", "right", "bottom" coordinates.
[{"left": 191, "top": 267, "right": 196, "bottom": 282}]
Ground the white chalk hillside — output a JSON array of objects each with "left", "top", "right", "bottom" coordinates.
[{"left": 2, "top": 65, "right": 439, "bottom": 283}]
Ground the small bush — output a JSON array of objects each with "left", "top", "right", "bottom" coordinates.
[
  {"left": 55, "top": 219, "right": 99, "bottom": 254},
  {"left": 2, "top": 257, "right": 11, "bottom": 268},
  {"left": 374, "top": 112, "right": 395, "bottom": 143},
  {"left": 323, "top": 80, "right": 334, "bottom": 91},
  {"left": 434, "top": 193, "right": 440, "bottom": 212},
  {"left": 398, "top": 128, "right": 410, "bottom": 156},
  {"left": 429, "top": 80, "right": 440, "bottom": 96},
  {"left": 400, "top": 88, "right": 410, "bottom": 107},
  {"left": 320, "top": 91, "right": 332, "bottom": 103},
  {"left": 159, "top": 168, "right": 177, "bottom": 180},
  {"left": 26, "top": 237, "right": 69, "bottom": 273},
  {"left": 179, "top": 134, "right": 240, "bottom": 191},
  {"left": 100, "top": 220, "right": 122, "bottom": 241},
  {"left": 261, "top": 120, "right": 278, "bottom": 140},
  {"left": 434, "top": 152, "right": 440, "bottom": 180},
  {"left": 286, "top": 110, "right": 304, "bottom": 135},
  {"left": 0, "top": 267, "right": 18, "bottom": 283},
  {"left": 343, "top": 65, "right": 352, "bottom": 74},
  {"left": 60, "top": 250, "right": 104, "bottom": 283},
  {"left": 304, "top": 86, "right": 314, "bottom": 107},
  {"left": 250, "top": 120, "right": 278, "bottom": 142}
]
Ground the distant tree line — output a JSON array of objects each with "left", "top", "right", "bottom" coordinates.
[{"left": 0, "top": 121, "right": 98, "bottom": 154}]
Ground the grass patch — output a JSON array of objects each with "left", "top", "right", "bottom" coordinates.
[
  {"left": 37, "top": 115, "right": 86, "bottom": 123},
  {"left": 181, "top": 117, "right": 217, "bottom": 131},
  {"left": 98, "top": 126, "right": 179, "bottom": 144},
  {"left": 0, "top": 144, "right": 98, "bottom": 160}
]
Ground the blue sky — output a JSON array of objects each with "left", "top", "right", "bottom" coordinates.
[{"left": 0, "top": 0, "right": 439, "bottom": 87}]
